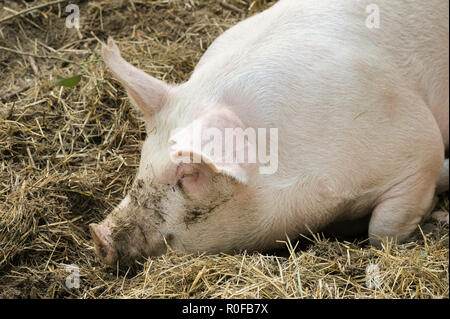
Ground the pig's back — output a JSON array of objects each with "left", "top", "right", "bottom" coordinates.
[
  {"left": 193, "top": 0, "right": 447, "bottom": 136},
  {"left": 368, "top": 0, "right": 449, "bottom": 148},
  {"left": 188, "top": 0, "right": 445, "bottom": 195}
]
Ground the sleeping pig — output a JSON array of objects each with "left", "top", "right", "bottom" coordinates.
[{"left": 90, "top": 0, "right": 449, "bottom": 266}]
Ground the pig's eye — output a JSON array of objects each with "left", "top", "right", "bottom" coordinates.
[{"left": 177, "top": 172, "right": 199, "bottom": 190}]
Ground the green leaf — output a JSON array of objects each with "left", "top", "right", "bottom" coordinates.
[{"left": 56, "top": 75, "right": 81, "bottom": 87}]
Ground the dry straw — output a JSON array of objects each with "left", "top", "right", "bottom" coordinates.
[{"left": 0, "top": 0, "right": 448, "bottom": 298}]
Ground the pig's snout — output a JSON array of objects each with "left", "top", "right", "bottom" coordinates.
[{"left": 89, "top": 223, "right": 117, "bottom": 266}]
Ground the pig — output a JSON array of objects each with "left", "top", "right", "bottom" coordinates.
[{"left": 90, "top": 0, "right": 449, "bottom": 266}]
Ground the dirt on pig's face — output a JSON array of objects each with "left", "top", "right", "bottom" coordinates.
[
  {"left": 90, "top": 114, "right": 257, "bottom": 267},
  {"left": 104, "top": 169, "right": 243, "bottom": 266},
  {"left": 107, "top": 179, "right": 174, "bottom": 266}
]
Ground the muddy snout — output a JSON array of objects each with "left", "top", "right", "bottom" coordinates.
[
  {"left": 89, "top": 222, "right": 118, "bottom": 266},
  {"left": 89, "top": 213, "right": 167, "bottom": 266}
]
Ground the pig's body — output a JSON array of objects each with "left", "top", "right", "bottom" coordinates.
[
  {"left": 194, "top": 0, "right": 449, "bottom": 148},
  {"left": 91, "top": 0, "right": 449, "bottom": 265}
]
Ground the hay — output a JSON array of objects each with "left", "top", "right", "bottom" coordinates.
[{"left": 0, "top": 0, "right": 448, "bottom": 299}]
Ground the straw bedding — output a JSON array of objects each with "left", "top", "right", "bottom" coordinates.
[{"left": 0, "top": 0, "right": 448, "bottom": 299}]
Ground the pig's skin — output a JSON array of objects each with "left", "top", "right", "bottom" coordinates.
[{"left": 91, "top": 0, "right": 448, "bottom": 265}]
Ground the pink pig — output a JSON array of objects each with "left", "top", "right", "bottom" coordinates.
[{"left": 90, "top": 0, "right": 448, "bottom": 266}]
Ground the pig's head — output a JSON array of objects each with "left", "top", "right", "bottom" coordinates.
[{"left": 90, "top": 38, "right": 263, "bottom": 266}]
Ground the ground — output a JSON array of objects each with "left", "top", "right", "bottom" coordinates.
[{"left": 0, "top": 0, "right": 448, "bottom": 299}]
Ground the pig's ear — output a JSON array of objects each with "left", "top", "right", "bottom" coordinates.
[
  {"left": 168, "top": 108, "right": 249, "bottom": 184},
  {"left": 101, "top": 37, "right": 169, "bottom": 117}
]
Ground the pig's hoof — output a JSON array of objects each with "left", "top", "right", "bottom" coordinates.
[{"left": 431, "top": 210, "right": 449, "bottom": 224}]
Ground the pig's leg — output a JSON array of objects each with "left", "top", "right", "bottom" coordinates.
[
  {"left": 431, "top": 210, "right": 449, "bottom": 223},
  {"left": 429, "top": 158, "right": 449, "bottom": 224},
  {"left": 436, "top": 158, "right": 449, "bottom": 193},
  {"left": 368, "top": 176, "right": 437, "bottom": 246}
]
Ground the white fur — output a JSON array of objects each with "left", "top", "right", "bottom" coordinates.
[{"left": 95, "top": 0, "right": 448, "bottom": 260}]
